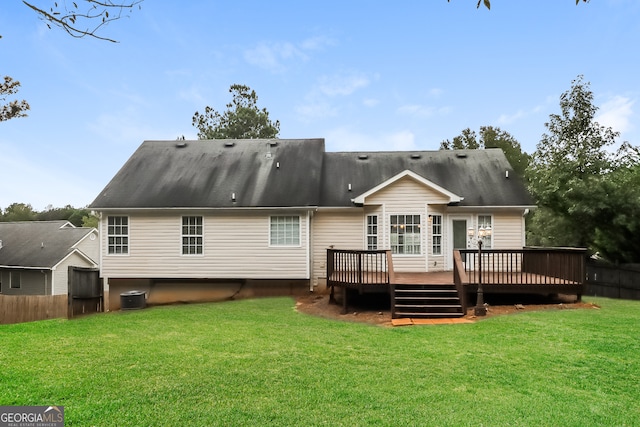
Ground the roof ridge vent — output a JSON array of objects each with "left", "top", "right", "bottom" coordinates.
[{"left": 358, "top": 154, "right": 369, "bottom": 160}]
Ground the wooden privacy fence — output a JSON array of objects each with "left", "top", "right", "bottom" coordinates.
[
  {"left": 586, "top": 262, "right": 640, "bottom": 300},
  {"left": 0, "top": 294, "right": 67, "bottom": 324},
  {"left": 68, "top": 267, "right": 103, "bottom": 318},
  {"left": 0, "top": 267, "right": 103, "bottom": 324}
]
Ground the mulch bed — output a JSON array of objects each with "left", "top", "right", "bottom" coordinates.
[{"left": 295, "top": 292, "right": 600, "bottom": 327}]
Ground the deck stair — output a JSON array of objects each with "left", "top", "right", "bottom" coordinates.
[{"left": 392, "top": 283, "right": 465, "bottom": 319}]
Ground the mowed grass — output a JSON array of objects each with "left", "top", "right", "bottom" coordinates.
[{"left": 1, "top": 297, "right": 639, "bottom": 426}]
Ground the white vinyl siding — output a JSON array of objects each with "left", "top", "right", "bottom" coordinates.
[
  {"left": 312, "top": 210, "right": 364, "bottom": 282},
  {"left": 365, "top": 177, "right": 433, "bottom": 272},
  {"left": 100, "top": 211, "right": 309, "bottom": 279},
  {"left": 492, "top": 212, "right": 526, "bottom": 248}
]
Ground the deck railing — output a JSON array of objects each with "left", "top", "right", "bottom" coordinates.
[
  {"left": 458, "top": 247, "right": 588, "bottom": 285},
  {"left": 327, "top": 249, "right": 392, "bottom": 292}
]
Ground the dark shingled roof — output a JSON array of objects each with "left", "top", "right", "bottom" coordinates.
[
  {"left": 90, "top": 140, "right": 533, "bottom": 209},
  {"left": 320, "top": 149, "right": 534, "bottom": 207},
  {"left": 90, "top": 139, "right": 325, "bottom": 208},
  {"left": 0, "top": 221, "right": 95, "bottom": 268}
]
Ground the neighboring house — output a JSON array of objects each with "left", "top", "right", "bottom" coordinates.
[
  {"left": 0, "top": 221, "right": 99, "bottom": 295},
  {"left": 90, "top": 139, "right": 534, "bottom": 308}
]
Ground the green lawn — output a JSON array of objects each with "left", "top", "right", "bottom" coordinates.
[{"left": 1, "top": 296, "right": 639, "bottom": 426}]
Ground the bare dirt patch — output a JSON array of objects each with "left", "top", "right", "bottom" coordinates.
[{"left": 295, "top": 292, "right": 599, "bottom": 327}]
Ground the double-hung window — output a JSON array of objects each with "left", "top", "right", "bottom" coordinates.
[
  {"left": 390, "top": 214, "right": 421, "bottom": 254},
  {"left": 107, "top": 216, "right": 129, "bottom": 254},
  {"left": 182, "top": 216, "right": 203, "bottom": 255},
  {"left": 270, "top": 216, "right": 300, "bottom": 246},
  {"left": 431, "top": 214, "right": 443, "bottom": 255},
  {"left": 366, "top": 215, "right": 378, "bottom": 250}
]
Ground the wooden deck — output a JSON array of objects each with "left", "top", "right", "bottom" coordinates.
[{"left": 327, "top": 248, "right": 588, "bottom": 318}]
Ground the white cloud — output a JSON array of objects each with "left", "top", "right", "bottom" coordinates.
[
  {"left": 295, "top": 71, "right": 374, "bottom": 121},
  {"left": 317, "top": 72, "right": 371, "bottom": 97},
  {"left": 243, "top": 36, "right": 334, "bottom": 73},
  {"left": 363, "top": 98, "right": 379, "bottom": 107},
  {"left": 397, "top": 104, "right": 435, "bottom": 118},
  {"left": 325, "top": 127, "right": 417, "bottom": 152},
  {"left": 294, "top": 102, "right": 338, "bottom": 121},
  {"left": 596, "top": 95, "right": 635, "bottom": 134}
]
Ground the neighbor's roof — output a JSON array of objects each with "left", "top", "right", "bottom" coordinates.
[
  {"left": 0, "top": 221, "right": 96, "bottom": 269},
  {"left": 320, "top": 149, "right": 534, "bottom": 207},
  {"left": 90, "top": 139, "right": 325, "bottom": 209}
]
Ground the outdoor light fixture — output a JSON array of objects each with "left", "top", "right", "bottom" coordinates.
[{"left": 468, "top": 224, "right": 492, "bottom": 316}]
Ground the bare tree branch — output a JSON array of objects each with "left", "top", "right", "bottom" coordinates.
[{"left": 22, "top": 0, "right": 143, "bottom": 43}]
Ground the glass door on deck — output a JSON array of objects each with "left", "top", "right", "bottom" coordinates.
[{"left": 452, "top": 220, "right": 468, "bottom": 250}]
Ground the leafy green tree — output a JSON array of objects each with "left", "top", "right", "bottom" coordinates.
[
  {"left": 81, "top": 213, "right": 99, "bottom": 229},
  {"left": 0, "top": 75, "right": 29, "bottom": 122},
  {"left": 526, "top": 75, "right": 640, "bottom": 262},
  {"left": 192, "top": 84, "right": 281, "bottom": 140},
  {"left": 37, "top": 205, "right": 92, "bottom": 227},
  {"left": 1, "top": 203, "right": 37, "bottom": 222},
  {"left": 440, "top": 126, "right": 530, "bottom": 176}
]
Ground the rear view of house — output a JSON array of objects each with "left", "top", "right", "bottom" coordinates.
[
  {"left": 90, "top": 138, "right": 534, "bottom": 309},
  {"left": 0, "top": 221, "right": 99, "bottom": 295}
]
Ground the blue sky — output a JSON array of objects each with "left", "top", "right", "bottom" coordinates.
[{"left": 1, "top": 1, "right": 638, "bottom": 210}]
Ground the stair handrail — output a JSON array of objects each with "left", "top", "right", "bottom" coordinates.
[{"left": 453, "top": 250, "right": 469, "bottom": 314}]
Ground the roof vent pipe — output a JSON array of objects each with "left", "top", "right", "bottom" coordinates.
[
  {"left": 231, "top": 193, "right": 236, "bottom": 202},
  {"left": 505, "top": 170, "right": 509, "bottom": 178},
  {"left": 276, "top": 162, "right": 280, "bottom": 169},
  {"left": 348, "top": 184, "right": 352, "bottom": 191}
]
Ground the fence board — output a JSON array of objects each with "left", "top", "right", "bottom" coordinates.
[
  {"left": 0, "top": 294, "right": 67, "bottom": 324},
  {"left": 586, "top": 262, "right": 640, "bottom": 300}
]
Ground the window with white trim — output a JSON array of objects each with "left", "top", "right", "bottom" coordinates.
[
  {"left": 477, "top": 215, "right": 492, "bottom": 249},
  {"left": 270, "top": 216, "right": 300, "bottom": 246},
  {"left": 366, "top": 215, "right": 378, "bottom": 250},
  {"left": 107, "top": 216, "right": 129, "bottom": 254},
  {"left": 390, "top": 214, "right": 421, "bottom": 255},
  {"left": 182, "top": 216, "right": 203, "bottom": 255},
  {"left": 10, "top": 271, "right": 21, "bottom": 289},
  {"left": 431, "top": 214, "right": 442, "bottom": 255}
]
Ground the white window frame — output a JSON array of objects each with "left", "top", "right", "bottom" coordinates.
[
  {"left": 10, "top": 271, "right": 21, "bottom": 289},
  {"left": 366, "top": 214, "right": 378, "bottom": 250},
  {"left": 476, "top": 214, "right": 493, "bottom": 249},
  {"left": 107, "top": 216, "right": 129, "bottom": 255},
  {"left": 269, "top": 215, "right": 301, "bottom": 247},
  {"left": 181, "top": 216, "right": 204, "bottom": 255},
  {"left": 389, "top": 214, "right": 421, "bottom": 255},
  {"left": 431, "top": 214, "right": 443, "bottom": 255}
]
